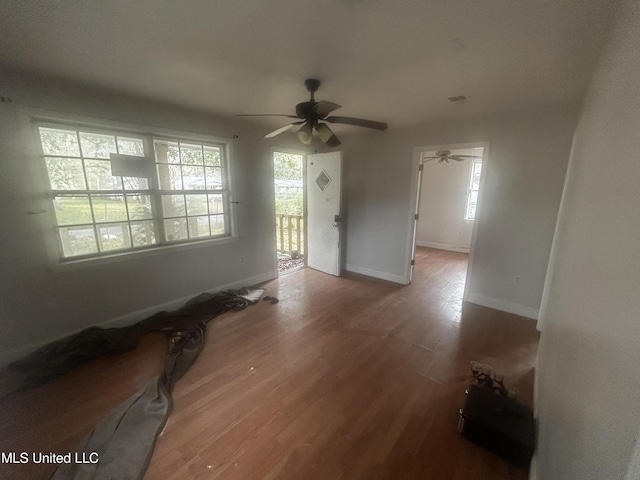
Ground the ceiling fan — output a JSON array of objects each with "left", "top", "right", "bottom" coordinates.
[
  {"left": 238, "top": 79, "right": 388, "bottom": 147},
  {"left": 423, "top": 150, "right": 481, "bottom": 164}
]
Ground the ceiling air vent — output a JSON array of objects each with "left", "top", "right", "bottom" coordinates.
[{"left": 448, "top": 95, "right": 468, "bottom": 102}]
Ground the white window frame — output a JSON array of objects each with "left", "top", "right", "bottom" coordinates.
[
  {"left": 21, "top": 108, "right": 237, "bottom": 268},
  {"left": 465, "top": 158, "right": 482, "bottom": 221}
]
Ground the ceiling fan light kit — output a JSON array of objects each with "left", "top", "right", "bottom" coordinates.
[
  {"left": 297, "top": 123, "right": 313, "bottom": 145},
  {"left": 239, "top": 79, "right": 388, "bottom": 147}
]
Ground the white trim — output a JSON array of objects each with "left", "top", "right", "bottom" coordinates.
[
  {"left": 464, "top": 144, "right": 490, "bottom": 301},
  {"left": 345, "top": 263, "right": 407, "bottom": 285},
  {"left": 18, "top": 106, "right": 233, "bottom": 144},
  {"left": 51, "top": 235, "right": 238, "bottom": 271},
  {"left": 466, "top": 293, "right": 539, "bottom": 320},
  {"left": 0, "top": 270, "right": 277, "bottom": 368},
  {"left": 270, "top": 146, "right": 309, "bottom": 275},
  {"left": 405, "top": 141, "right": 490, "bottom": 301},
  {"left": 416, "top": 240, "right": 470, "bottom": 253},
  {"left": 16, "top": 106, "right": 240, "bottom": 270}
]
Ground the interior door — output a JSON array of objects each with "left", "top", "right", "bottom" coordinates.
[{"left": 306, "top": 152, "right": 342, "bottom": 276}]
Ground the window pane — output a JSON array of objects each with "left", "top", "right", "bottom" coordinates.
[
  {"left": 181, "top": 144, "right": 203, "bottom": 165},
  {"left": 157, "top": 164, "right": 183, "bottom": 190},
  {"left": 123, "top": 176, "right": 149, "bottom": 190},
  {"left": 39, "top": 127, "right": 80, "bottom": 157},
  {"left": 182, "top": 165, "right": 206, "bottom": 190},
  {"left": 126, "top": 194, "right": 153, "bottom": 220},
  {"left": 59, "top": 225, "right": 98, "bottom": 257},
  {"left": 205, "top": 167, "right": 222, "bottom": 189},
  {"left": 85, "top": 159, "right": 122, "bottom": 190},
  {"left": 92, "top": 194, "right": 128, "bottom": 223},
  {"left": 161, "top": 194, "right": 185, "bottom": 217},
  {"left": 164, "top": 218, "right": 187, "bottom": 241},
  {"left": 207, "top": 194, "right": 224, "bottom": 214},
  {"left": 466, "top": 190, "right": 479, "bottom": 220},
  {"left": 203, "top": 146, "right": 221, "bottom": 167},
  {"left": 131, "top": 221, "right": 156, "bottom": 247},
  {"left": 185, "top": 194, "right": 208, "bottom": 216},
  {"left": 80, "top": 132, "right": 117, "bottom": 159},
  {"left": 210, "top": 215, "right": 225, "bottom": 235},
  {"left": 45, "top": 157, "right": 87, "bottom": 190},
  {"left": 154, "top": 140, "right": 180, "bottom": 164},
  {"left": 117, "top": 137, "right": 145, "bottom": 156},
  {"left": 188, "top": 216, "right": 210, "bottom": 238},
  {"left": 98, "top": 223, "right": 131, "bottom": 251},
  {"left": 471, "top": 162, "right": 482, "bottom": 191},
  {"left": 53, "top": 195, "right": 93, "bottom": 226}
]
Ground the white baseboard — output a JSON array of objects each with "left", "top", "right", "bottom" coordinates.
[
  {"left": 0, "top": 271, "right": 277, "bottom": 368},
  {"left": 416, "top": 240, "right": 470, "bottom": 253},
  {"left": 465, "top": 293, "right": 539, "bottom": 320},
  {"left": 345, "top": 263, "right": 407, "bottom": 285}
]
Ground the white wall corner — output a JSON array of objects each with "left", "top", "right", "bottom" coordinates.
[
  {"left": 465, "top": 293, "right": 539, "bottom": 320},
  {"left": 345, "top": 263, "right": 408, "bottom": 285},
  {"left": 0, "top": 270, "right": 277, "bottom": 368},
  {"left": 529, "top": 452, "right": 539, "bottom": 480}
]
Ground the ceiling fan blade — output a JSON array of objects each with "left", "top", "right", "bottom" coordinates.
[
  {"left": 449, "top": 156, "right": 481, "bottom": 162},
  {"left": 237, "top": 114, "right": 299, "bottom": 118},
  {"left": 315, "top": 123, "right": 341, "bottom": 147},
  {"left": 325, "top": 116, "right": 388, "bottom": 130},
  {"left": 312, "top": 101, "right": 342, "bottom": 117},
  {"left": 264, "top": 122, "right": 304, "bottom": 138}
]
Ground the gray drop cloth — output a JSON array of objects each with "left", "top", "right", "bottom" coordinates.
[
  {"left": 1, "top": 288, "right": 263, "bottom": 480},
  {"left": 52, "top": 323, "right": 208, "bottom": 480}
]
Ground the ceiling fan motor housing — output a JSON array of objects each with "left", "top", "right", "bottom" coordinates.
[{"left": 295, "top": 101, "right": 316, "bottom": 119}]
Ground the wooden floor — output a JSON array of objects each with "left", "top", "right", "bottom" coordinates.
[{"left": 0, "top": 247, "right": 539, "bottom": 479}]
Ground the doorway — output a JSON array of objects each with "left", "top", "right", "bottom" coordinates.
[
  {"left": 407, "top": 143, "right": 488, "bottom": 306},
  {"left": 273, "top": 150, "right": 306, "bottom": 274}
]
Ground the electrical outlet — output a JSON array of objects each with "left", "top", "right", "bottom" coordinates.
[
  {"left": 240, "top": 256, "right": 245, "bottom": 263},
  {"left": 513, "top": 275, "right": 521, "bottom": 284}
]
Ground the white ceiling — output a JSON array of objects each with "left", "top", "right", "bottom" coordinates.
[{"left": 0, "top": 0, "right": 620, "bottom": 130}]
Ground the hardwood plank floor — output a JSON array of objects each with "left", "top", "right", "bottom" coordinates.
[{"left": 0, "top": 247, "right": 539, "bottom": 479}]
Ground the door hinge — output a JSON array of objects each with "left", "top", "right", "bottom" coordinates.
[
  {"left": 414, "top": 213, "right": 419, "bottom": 220},
  {"left": 410, "top": 259, "right": 415, "bottom": 266},
  {"left": 418, "top": 164, "right": 424, "bottom": 172}
]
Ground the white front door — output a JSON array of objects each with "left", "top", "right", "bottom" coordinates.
[{"left": 306, "top": 152, "right": 342, "bottom": 276}]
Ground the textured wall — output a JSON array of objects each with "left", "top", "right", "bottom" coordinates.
[{"left": 535, "top": 1, "right": 640, "bottom": 478}]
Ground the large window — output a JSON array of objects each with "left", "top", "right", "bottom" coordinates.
[{"left": 36, "top": 122, "right": 231, "bottom": 261}]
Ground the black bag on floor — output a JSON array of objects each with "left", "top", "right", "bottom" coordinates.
[{"left": 458, "top": 384, "right": 535, "bottom": 469}]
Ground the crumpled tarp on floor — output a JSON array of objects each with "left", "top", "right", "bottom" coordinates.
[{"left": 3, "top": 288, "right": 264, "bottom": 480}]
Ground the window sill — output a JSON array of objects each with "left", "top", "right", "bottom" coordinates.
[{"left": 49, "top": 235, "right": 237, "bottom": 271}]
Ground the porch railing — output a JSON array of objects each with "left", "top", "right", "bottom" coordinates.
[{"left": 276, "top": 214, "right": 304, "bottom": 256}]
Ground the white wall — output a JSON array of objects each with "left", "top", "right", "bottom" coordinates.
[
  {"left": 0, "top": 70, "right": 303, "bottom": 364},
  {"left": 343, "top": 104, "right": 578, "bottom": 317},
  {"left": 535, "top": 1, "right": 640, "bottom": 478},
  {"left": 416, "top": 148, "right": 477, "bottom": 252}
]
